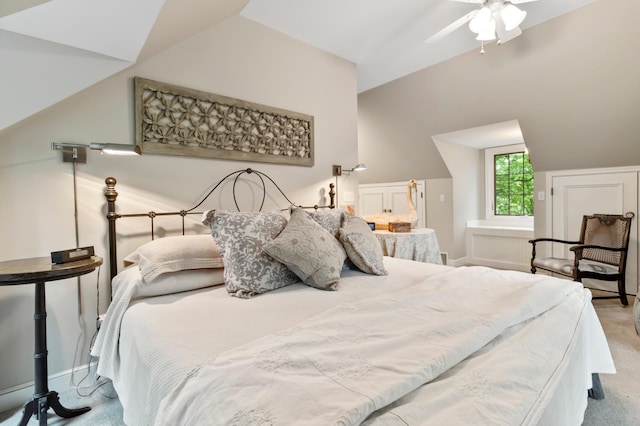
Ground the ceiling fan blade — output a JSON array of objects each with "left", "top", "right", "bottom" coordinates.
[
  {"left": 446, "top": 0, "right": 484, "bottom": 3},
  {"left": 509, "top": 0, "right": 540, "bottom": 4},
  {"left": 424, "top": 10, "right": 478, "bottom": 44}
]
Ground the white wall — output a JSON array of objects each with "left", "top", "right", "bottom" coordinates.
[
  {"left": 0, "top": 15, "right": 358, "bottom": 401},
  {"left": 432, "top": 138, "right": 482, "bottom": 260}
]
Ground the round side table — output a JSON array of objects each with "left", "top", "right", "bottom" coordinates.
[{"left": 0, "top": 256, "right": 103, "bottom": 426}]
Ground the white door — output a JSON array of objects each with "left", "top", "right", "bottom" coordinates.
[
  {"left": 359, "top": 187, "right": 386, "bottom": 217},
  {"left": 552, "top": 172, "right": 637, "bottom": 294}
]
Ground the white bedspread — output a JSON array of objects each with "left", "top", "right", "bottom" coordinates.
[
  {"left": 154, "top": 266, "right": 592, "bottom": 425},
  {"left": 93, "top": 259, "right": 614, "bottom": 425}
]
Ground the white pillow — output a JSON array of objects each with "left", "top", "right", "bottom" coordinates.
[
  {"left": 124, "top": 234, "right": 223, "bottom": 283},
  {"left": 134, "top": 268, "right": 225, "bottom": 299}
]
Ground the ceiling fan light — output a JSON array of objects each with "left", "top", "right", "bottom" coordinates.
[
  {"left": 469, "top": 6, "right": 492, "bottom": 34},
  {"left": 501, "top": 4, "right": 526, "bottom": 31},
  {"left": 475, "top": 19, "right": 497, "bottom": 41}
]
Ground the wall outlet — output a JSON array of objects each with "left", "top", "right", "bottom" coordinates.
[
  {"left": 343, "top": 191, "right": 355, "bottom": 202},
  {"left": 439, "top": 194, "right": 445, "bottom": 202},
  {"left": 537, "top": 191, "right": 545, "bottom": 201}
]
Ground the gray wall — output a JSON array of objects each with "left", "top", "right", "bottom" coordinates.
[
  {"left": 357, "top": 0, "right": 640, "bottom": 259},
  {"left": 358, "top": 0, "right": 640, "bottom": 182}
]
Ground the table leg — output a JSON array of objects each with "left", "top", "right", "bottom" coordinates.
[{"left": 17, "top": 281, "right": 90, "bottom": 425}]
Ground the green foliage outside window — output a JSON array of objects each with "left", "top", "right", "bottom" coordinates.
[{"left": 494, "top": 151, "right": 534, "bottom": 216}]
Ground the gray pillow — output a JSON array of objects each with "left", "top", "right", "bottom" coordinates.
[
  {"left": 202, "top": 210, "right": 299, "bottom": 298},
  {"left": 264, "top": 208, "right": 346, "bottom": 290},
  {"left": 291, "top": 206, "right": 345, "bottom": 239},
  {"left": 339, "top": 215, "right": 388, "bottom": 276}
]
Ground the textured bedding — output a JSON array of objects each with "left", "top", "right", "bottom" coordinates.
[{"left": 93, "top": 257, "right": 614, "bottom": 426}]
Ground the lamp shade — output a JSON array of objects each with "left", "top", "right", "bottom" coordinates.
[
  {"left": 352, "top": 163, "right": 367, "bottom": 172},
  {"left": 469, "top": 6, "right": 492, "bottom": 34},
  {"left": 501, "top": 4, "right": 526, "bottom": 31},
  {"left": 476, "top": 19, "right": 497, "bottom": 41},
  {"left": 89, "top": 143, "right": 141, "bottom": 156}
]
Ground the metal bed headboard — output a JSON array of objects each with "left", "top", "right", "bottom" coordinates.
[{"left": 104, "top": 168, "right": 335, "bottom": 282}]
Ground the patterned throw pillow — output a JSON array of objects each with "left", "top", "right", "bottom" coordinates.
[
  {"left": 290, "top": 206, "right": 345, "bottom": 239},
  {"left": 339, "top": 215, "right": 388, "bottom": 276},
  {"left": 202, "top": 210, "right": 299, "bottom": 298},
  {"left": 264, "top": 208, "right": 346, "bottom": 290}
]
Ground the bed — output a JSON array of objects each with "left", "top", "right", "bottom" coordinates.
[{"left": 92, "top": 169, "right": 615, "bottom": 425}]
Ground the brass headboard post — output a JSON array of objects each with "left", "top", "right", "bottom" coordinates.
[{"left": 104, "top": 177, "right": 120, "bottom": 284}]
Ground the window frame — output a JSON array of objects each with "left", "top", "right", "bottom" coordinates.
[{"left": 484, "top": 143, "right": 534, "bottom": 225}]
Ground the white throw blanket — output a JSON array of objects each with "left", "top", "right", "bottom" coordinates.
[{"left": 156, "top": 266, "right": 587, "bottom": 425}]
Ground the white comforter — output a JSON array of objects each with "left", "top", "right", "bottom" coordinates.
[
  {"left": 155, "top": 267, "right": 590, "bottom": 425},
  {"left": 94, "top": 259, "right": 613, "bottom": 425}
]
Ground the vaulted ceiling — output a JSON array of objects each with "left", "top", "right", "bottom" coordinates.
[{"left": 0, "top": 0, "right": 599, "bottom": 133}]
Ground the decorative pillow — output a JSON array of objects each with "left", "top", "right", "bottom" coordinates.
[
  {"left": 124, "top": 234, "right": 223, "bottom": 283},
  {"left": 202, "top": 210, "right": 299, "bottom": 298},
  {"left": 339, "top": 215, "right": 388, "bottom": 276},
  {"left": 291, "top": 206, "right": 345, "bottom": 239},
  {"left": 264, "top": 208, "right": 346, "bottom": 290}
]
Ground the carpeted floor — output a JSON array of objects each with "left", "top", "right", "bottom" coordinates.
[
  {"left": 1, "top": 291, "right": 638, "bottom": 425},
  {"left": 582, "top": 292, "right": 640, "bottom": 425}
]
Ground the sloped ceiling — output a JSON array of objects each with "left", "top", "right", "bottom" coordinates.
[
  {"left": 241, "top": 0, "right": 600, "bottom": 93},
  {"left": 0, "top": 0, "right": 599, "bottom": 134},
  {"left": 0, "top": 0, "right": 246, "bottom": 133}
]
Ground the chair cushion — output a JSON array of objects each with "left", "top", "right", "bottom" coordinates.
[
  {"left": 532, "top": 257, "right": 575, "bottom": 276},
  {"left": 533, "top": 257, "right": 619, "bottom": 276},
  {"left": 578, "top": 259, "right": 619, "bottom": 275}
]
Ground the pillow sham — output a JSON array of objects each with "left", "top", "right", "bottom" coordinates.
[
  {"left": 124, "top": 234, "right": 223, "bottom": 283},
  {"left": 264, "top": 208, "right": 346, "bottom": 290},
  {"left": 339, "top": 215, "right": 388, "bottom": 276},
  {"left": 202, "top": 210, "right": 299, "bottom": 298},
  {"left": 133, "top": 267, "right": 225, "bottom": 300}
]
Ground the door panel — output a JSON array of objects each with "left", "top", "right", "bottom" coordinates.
[
  {"left": 552, "top": 172, "right": 637, "bottom": 294},
  {"left": 359, "top": 181, "right": 426, "bottom": 228},
  {"left": 359, "top": 189, "right": 385, "bottom": 217}
]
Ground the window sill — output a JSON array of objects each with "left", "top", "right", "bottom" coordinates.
[{"left": 466, "top": 219, "right": 533, "bottom": 232}]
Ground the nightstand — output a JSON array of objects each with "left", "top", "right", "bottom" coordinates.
[{"left": 0, "top": 255, "right": 103, "bottom": 426}]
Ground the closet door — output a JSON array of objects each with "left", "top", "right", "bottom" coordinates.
[
  {"left": 359, "top": 181, "right": 426, "bottom": 228},
  {"left": 552, "top": 172, "right": 637, "bottom": 294},
  {"left": 359, "top": 187, "right": 386, "bottom": 217}
]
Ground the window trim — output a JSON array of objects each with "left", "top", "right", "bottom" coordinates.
[{"left": 484, "top": 143, "right": 533, "bottom": 225}]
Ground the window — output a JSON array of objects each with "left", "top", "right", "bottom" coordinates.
[{"left": 485, "top": 144, "right": 534, "bottom": 222}]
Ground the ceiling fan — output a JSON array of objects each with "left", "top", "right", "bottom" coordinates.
[{"left": 425, "top": 0, "right": 538, "bottom": 51}]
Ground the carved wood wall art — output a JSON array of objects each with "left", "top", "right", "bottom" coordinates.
[{"left": 134, "top": 77, "right": 314, "bottom": 166}]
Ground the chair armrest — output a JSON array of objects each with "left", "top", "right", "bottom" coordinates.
[
  {"left": 528, "top": 237, "right": 581, "bottom": 245},
  {"left": 570, "top": 244, "right": 626, "bottom": 253}
]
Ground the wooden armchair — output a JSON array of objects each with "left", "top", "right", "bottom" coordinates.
[{"left": 529, "top": 213, "right": 634, "bottom": 305}]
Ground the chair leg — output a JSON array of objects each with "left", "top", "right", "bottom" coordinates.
[{"left": 618, "top": 279, "right": 628, "bottom": 306}]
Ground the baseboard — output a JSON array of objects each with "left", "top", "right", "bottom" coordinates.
[
  {"left": 449, "top": 256, "right": 468, "bottom": 268},
  {"left": 0, "top": 363, "right": 94, "bottom": 414}
]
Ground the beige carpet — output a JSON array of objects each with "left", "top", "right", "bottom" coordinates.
[{"left": 583, "top": 291, "right": 640, "bottom": 425}]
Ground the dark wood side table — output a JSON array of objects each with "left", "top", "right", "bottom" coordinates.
[{"left": 0, "top": 256, "right": 103, "bottom": 426}]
